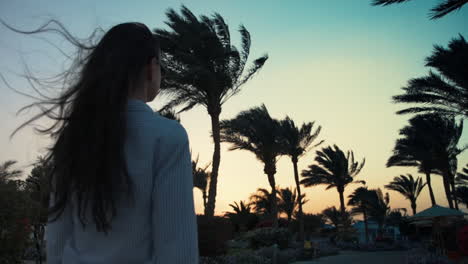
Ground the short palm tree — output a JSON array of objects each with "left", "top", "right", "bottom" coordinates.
[
  {"left": 221, "top": 105, "right": 283, "bottom": 226},
  {"left": 385, "top": 174, "right": 426, "bottom": 215},
  {"left": 0, "top": 160, "right": 22, "bottom": 183},
  {"left": 277, "top": 187, "right": 308, "bottom": 225},
  {"left": 249, "top": 188, "right": 274, "bottom": 217},
  {"left": 192, "top": 156, "right": 211, "bottom": 212},
  {"left": 348, "top": 187, "right": 373, "bottom": 242},
  {"left": 372, "top": 0, "right": 468, "bottom": 19},
  {"left": 322, "top": 206, "right": 352, "bottom": 228},
  {"left": 279, "top": 116, "right": 322, "bottom": 240},
  {"left": 155, "top": 6, "right": 268, "bottom": 217},
  {"left": 224, "top": 200, "right": 254, "bottom": 232},
  {"left": 393, "top": 35, "right": 468, "bottom": 117},
  {"left": 367, "top": 189, "right": 391, "bottom": 235},
  {"left": 301, "top": 145, "right": 365, "bottom": 217}
]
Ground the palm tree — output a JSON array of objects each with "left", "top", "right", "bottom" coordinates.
[
  {"left": 224, "top": 200, "right": 255, "bottom": 232},
  {"left": 348, "top": 187, "right": 372, "bottom": 243},
  {"left": 301, "top": 145, "right": 365, "bottom": 217},
  {"left": 322, "top": 206, "right": 353, "bottom": 228},
  {"left": 155, "top": 6, "right": 268, "bottom": 217},
  {"left": 385, "top": 174, "right": 426, "bottom": 215},
  {"left": 192, "top": 156, "right": 211, "bottom": 212},
  {"left": 393, "top": 35, "right": 468, "bottom": 117},
  {"left": 279, "top": 116, "right": 322, "bottom": 240},
  {"left": 159, "top": 108, "right": 181, "bottom": 122},
  {"left": 249, "top": 188, "right": 275, "bottom": 217},
  {"left": 387, "top": 116, "right": 439, "bottom": 206},
  {"left": 367, "top": 189, "right": 391, "bottom": 235},
  {"left": 277, "top": 187, "right": 308, "bottom": 225},
  {"left": 456, "top": 163, "right": 468, "bottom": 186},
  {"left": 372, "top": 0, "right": 468, "bottom": 19},
  {"left": 0, "top": 160, "right": 22, "bottom": 183},
  {"left": 221, "top": 105, "right": 283, "bottom": 226}
]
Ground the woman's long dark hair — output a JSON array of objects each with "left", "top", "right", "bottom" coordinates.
[{"left": 4, "top": 20, "right": 159, "bottom": 233}]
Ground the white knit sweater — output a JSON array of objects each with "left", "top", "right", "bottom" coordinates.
[{"left": 46, "top": 99, "right": 199, "bottom": 263}]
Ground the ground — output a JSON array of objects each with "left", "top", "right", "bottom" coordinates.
[{"left": 294, "top": 250, "right": 407, "bottom": 264}]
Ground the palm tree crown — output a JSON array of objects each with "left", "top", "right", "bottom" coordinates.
[
  {"left": 301, "top": 145, "right": 365, "bottom": 215},
  {"left": 155, "top": 5, "right": 268, "bottom": 217},
  {"left": 385, "top": 174, "right": 426, "bottom": 215},
  {"left": 393, "top": 35, "right": 468, "bottom": 116},
  {"left": 372, "top": 0, "right": 468, "bottom": 19}
]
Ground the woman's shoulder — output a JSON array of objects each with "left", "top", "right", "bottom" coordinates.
[{"left": 151, "top": 113, "right": 188, "bottom": 143}]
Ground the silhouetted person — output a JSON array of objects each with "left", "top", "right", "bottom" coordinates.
[{"left": 8, "top": 21, "right": 199, "bottom": 263}]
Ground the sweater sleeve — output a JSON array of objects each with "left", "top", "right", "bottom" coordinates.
[
  {"left": 151, "top": 124, "right": 199, "bottom": 264},
  {"left": 45, "top": 193, "right": 73, "bottom": 264}
]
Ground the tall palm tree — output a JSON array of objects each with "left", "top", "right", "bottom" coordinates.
[
  {"left": 192, "top": 156, "right": 211, "bottom": 212},
  {"left": 393, "top": 35, "right": 468, "bottom": 117},
  {"left": 372, "top": 0, "right": 468, "bottom": 19},
  {"left": 277, "top": 187, "right": 308, "bottom": 225},
  {"left": 367, "top": 189, "right": 391, "bottom": 235},
  {"left": 301, "top": 145, "right": 365, "bottom": 217},
  {"left": 221, "top": 105, "right": 283, "bottom": 226},
  {"left": 322, "top": 206, "right": 353, "bottom": 228},
  {"left": 279, "top": 116, "right": 322, "bottom": 240},
  {"left": 384, "top": 174, "right": 426, "bottom": 215},
  {"left": 387, "top": 116, "right": 439, "bottom": 206},
  {"left": 249, "top": 187, "right": 275, "bottom": 217},
  {"left": 348, "top": 187, "right": 372, "bottom": 243},
  {"left": 155, "top": 6, "right": 268, "bottom": 217}
]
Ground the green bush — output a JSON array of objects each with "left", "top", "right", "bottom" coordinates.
[{"left": 243, "top": 227, "right": 291, "bottom": 249}]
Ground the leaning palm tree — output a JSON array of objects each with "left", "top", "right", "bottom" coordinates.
[
  {"left": 393, "top": 35, "right": 468, "bottom": 117},
  {"left": 221, "top": 105, "right": 283, "bottom": 226},
  {"left": 155, "top": 6, "right": 268, "bottom": 217},
  {"left": 192, "top": 156, "right": 211, "bottom": 212},
  {"left": 279, "top": 116, "right": 322, "bottom": 240},
  {"left": 385, "top": 174, "right": 426, "bottom": 215},
  {"left": 301, "top": 145, "right": 365, "bottom": 217},
  {"left": 387, "top": 116, "right": 439, "bottom": 206},
  {"left": 277, "top": 187, "right": 308, "bottom": 225},
  {"left": 348, "top": 187, "right": 373, "bottom": 243},
  {"left": 372, "top": 0, "right": 467, "bottom": 19}
]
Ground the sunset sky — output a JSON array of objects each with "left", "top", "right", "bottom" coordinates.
[{"left": 1, "top": 0, "right": 467, "bottom": 216}]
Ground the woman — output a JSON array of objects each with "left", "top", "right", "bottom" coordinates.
[{"left": 9, "top": 22, "right": 199, "bottom": 263}]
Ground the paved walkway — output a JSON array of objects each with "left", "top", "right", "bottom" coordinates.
[{"left": 294, "top": 250, "right": 407, "bottom": 264}]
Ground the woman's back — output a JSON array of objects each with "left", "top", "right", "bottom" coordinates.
[{"left": 46, "top": 99, "right": 199, "bottom": 263}]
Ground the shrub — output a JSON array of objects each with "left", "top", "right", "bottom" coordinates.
[
  {"left": 197, "top": 215, "right": 235, "bottom": 257},
  {"left": 243, "top": 227, "right": 291, "bottom": 250}
]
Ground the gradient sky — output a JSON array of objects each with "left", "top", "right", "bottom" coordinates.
[{"left": 1, "top": 0, "right": 467, "bottom": 216}]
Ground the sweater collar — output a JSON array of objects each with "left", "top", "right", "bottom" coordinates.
[{"left": 127, "top": 99, "right": 155, "bottom": 114}]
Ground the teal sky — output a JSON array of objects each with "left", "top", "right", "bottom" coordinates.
[{"left": 1, "top": 0, "right": 467, "bottom": 215}]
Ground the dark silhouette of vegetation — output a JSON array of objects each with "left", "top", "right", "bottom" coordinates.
[
  {"left": 322, "top": 206, "right": 353, "bottom": 228},
  {"left": 279, "top": 116, "right": 322, "bottom": 241},
  {"left": 385, "top": 174, "right": 426, "bottom": 215},
  {"left": 366, "top": 189, "right": 391, "bottom": 235},
  {"left": 154, "top": 5, "right": 268, "bottom": 217},
  {"left": 348, "top": 187, "right": 373, "bottom": 242},
  {"left": 372, "top": 0, "right": 467, "bottom": 19},
  {"left": 393, "top": 35, "right": 468, "bottom": 117},
  {"left": 159, "top": 108, "right": 181, "bottom": 122},
  {"left": 456, "top": 164, "right": 468, "bottom": 208},
  {"left": 277, "top": 187, "right": 308, "bottom": 226},
  {"left": 224, "top": 201, "right": 258, "bottom": 232},
  {"left": 192, "top": 156, "right": 211, "bottom": 212},
  {"left": 301, "top": 145, "right": 365, "bottom": 218},
  {"left": 249, "top": 188, "right": 274, "bottom": 217},
  {"left": 220, "top": 105, "right": 283, "bottom": 227}
]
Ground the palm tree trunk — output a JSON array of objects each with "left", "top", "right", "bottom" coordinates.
[
  {"left": 450, "top": 176, "right": 459, "bottom": 210},
  {"left": 265, "top": 168, "right": 278, "bottom": 228},
  {"left": 292, "top": 157, "right": 305, "bottom": 241},
  {"left": 411, "top": 200, "right": 417, "bottom": 215},
  {"left": 363, "top": 209, "right": 369, "bottom": 243},
  {"left": 425, "top": 172, "right": 436, "bottom": 206},
  {"left": 205, "top": 112, "right": 221, "bottom": 217},
  {"left": 202, "top": 190, "right": 207, "bottom": 212},
  {"left": 442, "top": 174, "right": 454, "bottom": 209},
  {"left": 338, "top": 190, "right": 346, "bottom": 225}
]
